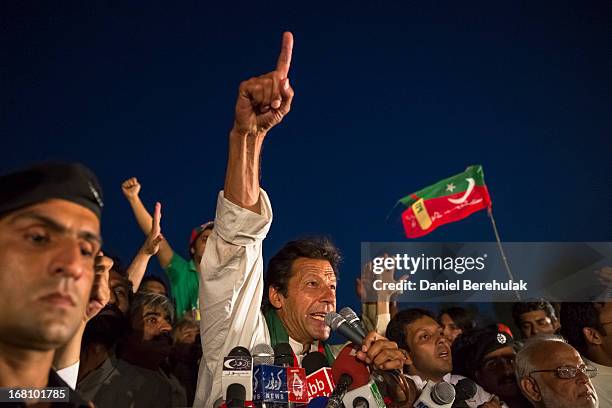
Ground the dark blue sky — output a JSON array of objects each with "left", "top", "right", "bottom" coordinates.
[{"left": 2, "top": 1, "right": 611, "bottom": 315}]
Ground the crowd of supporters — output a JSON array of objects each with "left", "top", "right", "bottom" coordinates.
[{"left": 0, "top": 31, "right": 610, "bottom": 408}]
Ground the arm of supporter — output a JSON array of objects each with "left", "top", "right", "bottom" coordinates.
[
  {"left": 122, "top": 177, "right": 175, "bottom": 268},
  {"left": 54, "top": 253, "right": 112, "bottom": 382},
  {"left": 127, "top": 202, "right": 164, "bottom": 291},
  {"left": 195, "top": 32, "right": 295, "bottom": 407}
]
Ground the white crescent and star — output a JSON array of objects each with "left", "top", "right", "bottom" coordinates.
[{"left": 448, "top": 178, "right": 475, "bottom": 204}]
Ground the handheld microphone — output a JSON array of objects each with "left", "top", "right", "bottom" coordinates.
[
  {"left": 302, "top": 351, "right": 335, "bottom": 399},
  {"left": 339, "top": 307, "right": 368, "bottom": 339},
  {"left": 331, "top": 345, "right": 371, "bottom": 391},
  {"left": 326, "top": 373, "right": 353, "bottom": 408},
  {"left": 451, "top": 378, "right": 477, "bottom": 408},
  {"left": 222, "top": 346, "right": 254, "bottom": 403},
  {"left": 343, "top": 381, "right": 386, "bottom": 408},
  {"left": 413, "top": 381, "right": 455, "bottom": 408},
  {"left": 325, "top": 312, "right": 364, "bottom": 345}
]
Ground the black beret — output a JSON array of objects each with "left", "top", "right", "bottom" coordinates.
[{"left": 0, "top": 162, "right": 103, "bottom": 220}]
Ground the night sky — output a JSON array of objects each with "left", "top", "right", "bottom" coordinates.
[{"left": 2, "top": 1, "right": 611, "bottom": 319}]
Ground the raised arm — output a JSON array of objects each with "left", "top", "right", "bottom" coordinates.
[
  {"left": 122, "top": 177, "right": 174, "bottom": 268},
  {"left": 127, "top": 202, "right": 164, "bottom": 292},
  {"left": 224, "top": 31, "right": 294, "bottom": 213}
]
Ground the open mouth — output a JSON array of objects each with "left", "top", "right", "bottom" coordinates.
[
  {"left": 437, "top": 349, "right": 450, "bottom": 360},
  {"left": 309, "top": 312, "right": 327, "bottom": 321}
]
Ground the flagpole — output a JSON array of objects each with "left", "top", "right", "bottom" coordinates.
[{"left": 487, "top": 207, "right": 522, "bottom": 301}]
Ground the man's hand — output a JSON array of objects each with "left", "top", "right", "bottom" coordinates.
[
  {"left": 359, "top": 254, "right": 409, "bottom": 302},
  {"left": 232, "top": 31, "right": 295, "bottom": 137},
  {"left": 141, "top": 202, "right": 164, "bottom": 256},
  {"left": 355, "top": 331, "right": 406, "bottom": 371},
  {"left": 478, "top": 396, "right": 503, "bottom": 408},
  {"left": 122, "top": 177, "right": 141, "bottom": 200},
  {"left": 85, "top": 252, "right": 113, "bottom": 322}
]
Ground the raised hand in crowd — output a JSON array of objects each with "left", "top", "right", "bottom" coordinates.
[
  {"left": 122, "top": 177, "right": 175, "bottom": 268},
  {"left": 127, "top": 202, "right": 164, "bottom": 291}
]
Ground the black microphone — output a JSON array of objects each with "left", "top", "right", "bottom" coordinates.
[
  {"left": 326, "top": 373, "right": 353, "bottom": 408},
  {"left": 339, "top": 307, "right": 368, "bottom": 339},
  {"left": 274, "top": 342, "right": 295, "bottom": 367},
  {"left": 325, "top": 312, "right": 364, "bottom": 345},
  {"left": 226, "top": 383, "right": 246, "bottom": 408},
  {"left": 451, "top": 378, "right": 477, "bottom": 408}
]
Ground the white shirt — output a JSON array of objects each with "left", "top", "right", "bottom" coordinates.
[
  {"left": 194, "top": 190, "right": 273, "bottom": 407},
  {"left": 584, "top": 357, "right": 612, "bottom": 406}
]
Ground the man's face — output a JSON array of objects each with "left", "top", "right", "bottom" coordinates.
[
  {"left": 133, "top": 304, "right": 173, "bottom": 341},
  {"left": 594, "top": 302, "right": 612, "bottom": 359},
  {"left": 439, "top": 313, "right": 462, "bottom": 343},
  {"left": 84, "top": 270, "right": 130, "bottom": 347},
  {"left": 475, "top": 346, "right": 519, "bottom": 400},
  {"left": 192, "top": 229, "right": 212, "bottom": 260},
  {"left": 140, "top": 280, "right": 167, "bottom": 296},
  {"left": 526, "top": 342, "right": 598, "bottom": 408},
  {"left": 519, "top": 310, "right": 558, "bottom": 338},
  {"left": 0, "top": 199, "right": 100, "bottom": 350},
  {"left": 405, "top": 316, "right": 452, "bottom": 381},
  {"left": 274, "top": 257, "right": 336, "bottom": 344}
]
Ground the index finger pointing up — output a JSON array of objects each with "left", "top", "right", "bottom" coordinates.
[{"left": 275, "top": 31, "right": 293, "bottom": 78}]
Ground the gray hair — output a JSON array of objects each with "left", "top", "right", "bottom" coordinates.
[
  {"left": 515, "top": 334, "right": 567, "bottom": 380},
  {"left": 130, "top": 292, "right": 175, "bottom": 326}
]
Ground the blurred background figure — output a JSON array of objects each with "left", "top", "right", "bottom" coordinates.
[
  {"left": 512, "top": 300, "right": 560, "bottom": 340},
  {"left": 438, "top": 306, "right": 479, "bottom": 343},
  {"left": 560, "top": 302, "right": 612, "bottom": 406},
  {"left": 77, "top": 259, "right": 172, "bottom": 408},
  {"left": 452, "top": 326, "right": 531, "bottom": 408}
]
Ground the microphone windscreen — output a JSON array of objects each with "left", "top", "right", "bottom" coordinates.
[
  {"left": 226, "top": 383, "right": 246, "bottom": 408},
  {"left": 302, "top": 351, "right": 329, "bottom": 375},
  {"left": 229, "top": 346, "right": 251, "bottom": 357},
  {"left": 454, "top": 378, "right": 477, "bottom": 401},
  {"left": 331, "top": 344, "right": 370, "bottom": 390},
  {"left": 251, "top": 343, "right": 274, "bottom": 366},
  {"left": 432, "top": 381, "right": 456, "bottom": 405},
  {"left": 274, "top": 342, "right": 295, "bottom": 367}
]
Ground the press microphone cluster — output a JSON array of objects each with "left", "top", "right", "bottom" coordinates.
[{"left": 252, "top": 342, "right": 308, "bottom": 406}]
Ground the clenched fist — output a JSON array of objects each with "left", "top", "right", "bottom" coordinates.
[{"left": 122, "top": 177, "right": 141, "bottom": 200}]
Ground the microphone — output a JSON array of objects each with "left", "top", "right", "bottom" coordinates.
[
  {"left": 343, "top": 381, "right": 387, "bottom": 407},
  {"left": 451, "top": 378, "right": 477, "bottom": 408},
  {"left": 226, "top": 383, "right": 246, "bottom": 408},
  {"left": 339, "top": 307, "right": 368, "bottom": 339},
  {"left": 222, "top": 346, "right": 254, "bottom": 403},
  {"left": 275, "top": 342, "right": 308, "bottom": 405},
  {"left": 252, "top": 343, "right": 275, "bottom": 366},
  {"left": 413, "top": 381, "right": 455, "bottom": 408},
  {"left": 274, "top": 342, "right": 295, "bottom": 367},
  {"left": 331, "top": 345, "right": 371, "bottom": 391},
  {"left": 302, "top": 351, "right": 335, "bottom": 399},
  {"left": 326, "top": 373, "right": 353, "bottom": 408},
  {"left": 325, "top": 312, "right": 364, "bottom": 345}
]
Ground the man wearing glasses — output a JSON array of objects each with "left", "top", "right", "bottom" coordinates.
[
  {"left": 561, "top": 302, "right": 612, "bottom": 406},
  {"left": 515, "top": 334, "right": 598, "bottom": 408}
]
